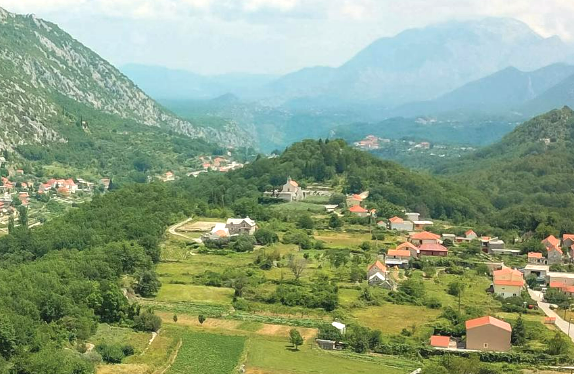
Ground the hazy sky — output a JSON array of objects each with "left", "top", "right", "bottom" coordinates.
[{"left": 1, "top": 0, "right": 573, "bottom": 75}]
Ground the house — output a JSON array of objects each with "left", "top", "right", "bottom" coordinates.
[
  {"left": 349, "top": 205, "right": 369, "bottom": 217},
  {"left": 523, "top": 264, "right": 549, "bottom": 280},
  {"left": 430, "top": 335, "right": 452, "bottom": 349},
  {"left": 546, "top": 272, "right": 574, "bottom": 288},
  {"left": 204, "top": 223, "right": 230, "bottom": 241},
  {"left": 385, "top": 249, "right": 412, "bottom": 268},
  {"left": 226, "top": 217, "right": 257, "bottom": 235},
  {"left": 316, "top": 339, "right": 337, "bottom": 350},
  {"left": 100, "top": 178, "right": 111, "bottom": 190},
  {"left": 547, "top": 246, "right": 563, "bottom": 265},
  {"left": 346, "top": 194, "right": 363, "bottom": 207},
  {"left": 367, "top": 261, "right": 391, "bottom": 287},
  {"left": 549, "top": 282, "right": 574, "bottom": 297},
  {"left": 397, "top": 242, "right": 419, "bottom": 258},
  {"left": 465, "top": 230, "right": 478, "bottom": 240},
  {"left": 388, "top": 216, "right": 414, "bottom": 231},
  {"left": 57, "top": 186, "right": 70, "bottom": 196},
  {"left": 527, "top": 252, "right": 547, "bottom": 265},
  {"left": 465, "top": 316, "right": 511, "bottom": 352},
  {"left": 38, "top": 183, "right": 52, "bottom": 194},
  {"left": 419, "top": 243, "right": 448, "bottom": 257},
  {"left": 275, "top": 177, "right": 306, "bottom": 202},
  {"left": 492, "top": 268, "right": 524, "bottom": 298},
  {"left": 409, "top": 231, "right": 441, "bottom": 246},
  {"left": 562, "top": 234, "right": 574, "bottom": 249},
  {"left": 164, "top": 171, "right": 175, "bottom": 182},
  {"left": 542, "top": 235, "right": 561, "bottom": 250},
  {"left": 324, "top": 205, "right": 338, "bottom": 213},
  {"left": 63, "top": 179, "right": 77, "bottom": 193},
  {"left": 413, "top": 220, "right": 434, "bottom": 231}
]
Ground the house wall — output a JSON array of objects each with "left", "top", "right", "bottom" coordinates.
[
  {"left": 493, "top": 285, "right": 522, "bottom": 298},
  {"left": 466, "top": 325, "right": 511, "bottom": 352},
  {"left": 419, "top": 250, "right": 447, "bottom": 257},
  {"left": 390, "top": 221, "right": 414, "bottom": 231},
  {"left": 548, "top": 250, "right": 563, "bottom": 265}
]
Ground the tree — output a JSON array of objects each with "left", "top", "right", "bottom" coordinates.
[
  {"left": 328, "top": 214, "right": 343, "bottom": 229},
  {"left": 7, "top": 216, "right": 14, "bottom": 235},
  {"left": 288, "top": 256, "right": 308, "bottom": 281},
  {"left": 0, "top": 319, "right": 16, "bottom": 359},
  {"left": 526, "top": 274, "right": 538, "bottom": 289},
  {"left": 198, "top": 315, "right": 206, "bottom": 325},
  {"left": 173, "top": 314, "right": 178, "bottom": 323},
  {"left": 232, "top": 235, "right": 255, "bottom": 252},
  {"left": 511, "top": 315, "right": 526, "bottom": 345},
  {"left": 297, "top": 214, "right": 314, "bottom": 230},
  {"left": 448, "top": 280, "right": 467, "bottom": 313},
  {"left": 547, "top": 331, "right": 569, "bottom": 355},
  {"left": 254, "top": 228, "right": 278, "bottom": 245},
  {"left": 289, "top": 329, "right": 303, "bottom": 350},
  {"left": 18, "top": 206, "right": 28, "bottom": 228},
  {"left": 134, "top": 311, "right": 162, "bottom": 332},
  {"left": 134, "top": 270, "right": 161, "bottom": 297}
]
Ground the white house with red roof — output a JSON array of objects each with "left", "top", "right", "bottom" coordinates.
[
  {"left": 388, "top": 216, "right": 414, "bottom": 231},
  {"left": 367, "top": 260, "right": 393, "bottom": 288},
  {"left": 492, "top": 267, "right": 524, "bottom": 298},
  {"left": 385, "top": 249, "right": 412, "bottom": 268},
  {"left": 276, "top": 177, "right": 306, "bottom": 202},
  {"left": 409, "top": 231, "right": 441, "bottom": 246},
  {"left": 348, "top": 205, "right": 369, "bottom": 217}
]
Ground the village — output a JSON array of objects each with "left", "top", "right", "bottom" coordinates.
[{"left": 102, "top": 174, "right": 574, "bottom": 374}]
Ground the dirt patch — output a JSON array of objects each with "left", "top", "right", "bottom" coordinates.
[
  {"left": 157, "top": 311, "right": 241, "bottom": 330},
  {"left": 257, "top": 325, "right": 318, "bottom": 341},
  {"left": 97, "top": 364, "right": 149, "bottom": 374},
  {"left": 178, "top": 221, "right": 221, "bottom": 232}
]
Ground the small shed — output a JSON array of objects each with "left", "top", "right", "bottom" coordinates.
[{"left": 331, "top": 322, "right": 346, "bottom": 335}]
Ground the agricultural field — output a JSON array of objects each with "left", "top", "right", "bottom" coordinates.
[{"left": 167, "top": 331, "right": 246, "bottom": 374}]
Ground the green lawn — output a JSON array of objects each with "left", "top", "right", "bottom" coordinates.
[
  {"left": 167, "top": 331, "right": 246, "bottom": 374},
  {"left": 155, "top": 284, "right": 234, "bottom": 304},
  {"left": 352, "top": 304, "right": 440, "bottom": 335},
  {"left": 246, "top": 336, "right": 418, "bottom": 374},
  {"left": 91, "top": 324, "right": 151, "bottom": 354}
]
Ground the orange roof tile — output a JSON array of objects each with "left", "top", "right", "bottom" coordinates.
[
  {"left": 549, "top": 246, "right": 563, "bottom": 255},
  {"left": 493, "top": 279, "right": 524, "bottom": 287},
  {"left": 368, "top": 260, "right": 387, "bottom": 273},
  {"left": 410, "top": 231, "right": 441, "bottom": 240},
  {"left": 351, "top": 194, "right": 363, "bottom": 201},
  {"left": 543, "top": 235, "right": 560, "bottom": 248},
  {"left": 528, "top": 252, "right": 543, "bottom": 258},
  {"left": 465, "top": 316, "right": 511, "bottom": 332},
  {"left": 389, "top": 216, "right": 404, "bottom": 223},
  {"left": 549, "top": 281, "right": 566, "bottom": 288},
  {"left": 563, "top": 234, "right": 574, "bottom": 241},
  {"left": 419, "top": 243, "right": 448, "bottom": 252},
  {"left": 465, "top": 229, "right": 476, "bottom": 236},
  {"left": 430, "top": 335, "right": 450, "bottom": 348},
  {"left": 214, "top": 230, "right": 228, "bottom": 237},
  {"left": 493, "top": 267, "right": 523, "bottom": 278},
  {"left": 397, "top": 242, "right": 418, "bottom": 251},
  {"left": 349, "top": 205, "right": 368, "bottom": 213}
]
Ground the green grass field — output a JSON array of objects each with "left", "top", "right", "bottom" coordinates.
[
  {"left": 352, "top": 304, "right": 440, "bottom": 335},
  {"left": 246, "top": 336, "right": 418, "bottom": 374},
  {"left": 155, "top": 284, "right": 234, "bottom": 304},
  {"left": 167, "top": 331, "right": 246, "bottom": 374}
]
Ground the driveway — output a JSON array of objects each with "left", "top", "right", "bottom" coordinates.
[{"left": 528, "top": 288, "right": 574, "bottom": 341}]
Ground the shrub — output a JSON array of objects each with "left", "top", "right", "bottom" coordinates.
[{"left": 133, "top": 311, "right": 162, "bottom": 332}]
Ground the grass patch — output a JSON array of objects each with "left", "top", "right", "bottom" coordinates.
[
  {"left": 237, "top": 321, "right": 264, "bottom": 332},
  {"left": 246, "top": 336, "right": 418, "bottom": 374},
  {"left": 91, "top": 324, "right": 151, "bottom": 354},
  {"left": 155, "top": 284, "right": 234, "bottom": 304},
  {"left": 352, "top": 304, "right": 440, "bottom": 335},
  {"left": 167, "top": 331, "right": 246, "bottom": 374}
]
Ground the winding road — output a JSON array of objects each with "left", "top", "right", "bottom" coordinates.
[{"left": 528, "top": 288, "right": 574, "bottom": 342}]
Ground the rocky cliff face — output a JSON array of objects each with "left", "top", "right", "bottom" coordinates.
[{"left": 0, "top": 7, "right": 250, "bottom": 149}]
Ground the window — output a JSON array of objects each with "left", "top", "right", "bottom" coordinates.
[{"left": 483, "top": 343, "right": 488, "bottom": 348}]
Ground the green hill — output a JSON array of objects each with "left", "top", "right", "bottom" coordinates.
[{"left": 436, "top": 106, "right": 574, "bottom": 233}]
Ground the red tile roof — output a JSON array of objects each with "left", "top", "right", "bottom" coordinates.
[
  {"left": 430, "top": 335, "right": 450, "bottom": 348},
  {"left": 349, "top": 205, "right": 368, "bottom": 213},
  {"left": 368, "top": 260, "right": 387, "bottom": 273},
  {"left": 419, "top": 243, "right": 448, "bottom": 252},
  {"left": 351, "top": 194, "right": 363, "bottom": 201},
  {"left": 493, "top": 267, "right": 522, "bottom": 278},
  {"left": 528, "top": 252, "right": 543, "bottom": 259},
  {"left": 543, "top": 235, "right": 560, "bottom": 248},
  {"left": 465, "top": 229, "right": 476, "bottom": 236},
  {"left": 465, "top": 316, "right": 511, "bottom": 332},
  {"left": 410, "top": 231, "right": 441, "bottom": 241},
  {"left": 397, "top": 242, "right": 418, "bottom": 251},
  {"left": 549, "top": 281, "right": 566, "bottom": 288},
  {"left": 389, "top": 216, "right": 404, "bottom": 223},
  {"left": 563, "top": 234, "right": 574, "bottom": 241},
  {"left": 387, "top": 249, "right": 411, "bottom": 257},
  {"left": 548, "top": 246, "right": 563, "bottom": 255}
]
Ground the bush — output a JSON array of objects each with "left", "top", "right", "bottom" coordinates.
[
  {"left": 425, "top": 297, "right": 442, "bottom": 309},
  {"left": 96, "top": 344, "right": 126, "bottom": 364},
  {"left": 133, "top": 311, "right": 162, "bottom": 332}
]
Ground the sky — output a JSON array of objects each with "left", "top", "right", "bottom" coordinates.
[{"left": 1, "top": 0, "right": 573, "bottom": 75}]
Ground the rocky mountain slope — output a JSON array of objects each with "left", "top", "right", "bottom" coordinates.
[{"left": 0, "top": 7, "right": 251, "bottom": 150}]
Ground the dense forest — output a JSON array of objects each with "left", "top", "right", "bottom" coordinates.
[{"left": 435, "top": 107, "right": 574, "bottom": 235}]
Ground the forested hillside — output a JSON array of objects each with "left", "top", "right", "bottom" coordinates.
[{"left": 436, "top": 107, "right": 574, "bottom": 233}]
